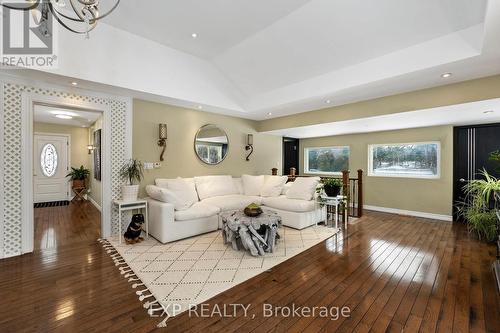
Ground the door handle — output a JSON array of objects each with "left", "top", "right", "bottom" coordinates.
[{"left": 459, "top": 178, "right": 466, "bottom": 183}]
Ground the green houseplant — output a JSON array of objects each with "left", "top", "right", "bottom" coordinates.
[
  {"left": 66, "top": 165, "right": 90, "bottom": 188},
  {"left": 321, "top": 177, "right": 343, "bottom": 197},
  {"left": 119, "top": 159, "right": 144, "bottom": 202},
  {"left": 457, "top": 169, "right": 500, "bottom": 242}
]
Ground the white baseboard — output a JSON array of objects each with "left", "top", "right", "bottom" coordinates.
[
  {"left": 88, "top": 196, "right": 102, "bottom": 212},
  {"left": 364, "top": 205, "right": 453, "bottom": 222}
]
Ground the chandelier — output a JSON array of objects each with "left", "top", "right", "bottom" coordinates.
[{"left": 1, "top": 0, "right": 120, "bottom": 38}]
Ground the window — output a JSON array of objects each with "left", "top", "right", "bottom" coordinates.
[
  {"left": 40, "top": 143, "right": 58, "bottom": 177},
  {"left": 304, "top": 146, "right": 349, "bottom": 175},
  {"left": 368, "top": 142, "right": 440, "bottom": 178}
]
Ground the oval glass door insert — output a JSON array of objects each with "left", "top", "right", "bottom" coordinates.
[{"left": 41, "top": 143, "right": 58, "bottom": 177}]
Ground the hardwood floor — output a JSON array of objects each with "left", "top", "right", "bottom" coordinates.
[
  {"left": 0, "top": 208, "right": 498, "bottom": 332},
  {"left": 34, "top": 201, "right": 101, "bottom": 251}
]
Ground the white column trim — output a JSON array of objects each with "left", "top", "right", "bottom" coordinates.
[{"left": 0, "top": 83, "right": 4, "bottom": 259}]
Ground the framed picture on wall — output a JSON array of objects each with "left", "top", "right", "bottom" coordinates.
[{"left": 94, "top": 129, "right": 101, "bottom": 181}]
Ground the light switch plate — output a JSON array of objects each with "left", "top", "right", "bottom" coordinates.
[{"left": 144, "top": 162, "right": 154, "bottom": 170}]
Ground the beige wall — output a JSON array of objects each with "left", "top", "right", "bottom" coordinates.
[
  {"left": 34, "top": 122, "right": 89, "bottom": 169},
  {"left": 259, "top": 74, "right": 500, "bottom": 132},
  {"left": 300, "top": 125, "right": 453, "bottom": 216},
  {"left": 88, "top": 117, "right": 103, "bottom": 207},
  {"left": 133, "top": 99, "right": 282, "bottom": 196}
]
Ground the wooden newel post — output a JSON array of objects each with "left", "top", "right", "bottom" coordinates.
[
  {"left": 341, "top": 170, "right": 349, "bottom": 197},
  {"left": 357, "top": 169, "right": 363, "bottom": 217},
  {"left": 290, "top": 167, "right": 297, "bottom": 176},
  {"left": 271, "top": 168, "right": 278, "bottom": 175}
]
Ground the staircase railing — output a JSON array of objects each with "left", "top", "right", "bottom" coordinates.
[{"left": 272, "top": 168, "right": 364, "bottom": 218}]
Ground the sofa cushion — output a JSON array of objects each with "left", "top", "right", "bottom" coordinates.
[
  {"left": 286, "top": 177, "right": 320, "bottom": 201},
  {"left": 201, "top": 194, "right": 262, "bottom": 212},
  {"left": 174, "top": 202, "right": 220, "bottom": 221},
  {"left": 241, "top": 174, "right": 265, "bottom": 196},
  {"left": 281, "top": 182, "right": 292, "bottom": 195},
  {"left": 233, "top": 178, "right": 244, "bottom": 194},
  {"left": 262, "top": 195, "right": 316, "bottom": 213},
  {"left": 261, "top": 175, "right": 288, "bottom": 197},
  {"left": 194, "top": 175, "right": 239, "bottom": 200},
  {"left": 155, "top": 177, "right": 195, "bottom": 189},
  {"left": 145, "top": 180, "right": 197, "bottom": 211}
]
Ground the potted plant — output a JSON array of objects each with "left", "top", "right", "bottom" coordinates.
[
  {"left": 119, "top": 159, "right": 144, "bottom": 202},
  {"left": 66, "top": 165, "right": 90, "bottom": 188},
  {"left": 321, "top": 177, "right": 343, "bottom": 197},
  {"left": 457, "top": 169, "right": 500, "bottom": 242}
]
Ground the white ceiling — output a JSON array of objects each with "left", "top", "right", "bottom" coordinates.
[
  {"left": 6, "top": 0, "right": 500, "bottom": 124},
  {"left": 262, "top": 98, "right": 500, "bottom": 138},
  {"left": 33, "top": 105, "right": 101, "bottom": 128}
]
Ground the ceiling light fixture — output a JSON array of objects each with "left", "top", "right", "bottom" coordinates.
[
  {"left": 51, "top": 110, "right": 77, "bottom": 117},
  {"left": 268, "top": 112, "right": 272, "bottom": 116},
  {"left": 191, "top": 33, "right": 198, "bottom": 39},
  {"left": 325, "top": 99, "right": 331, "bottom": 104},
  {"left": 1, "top": 0, "right": 120, "bottom": 38},
  {"left": 441, "top": 72, "right": 452, "bottom": 78},
  {"left": 71, "top": 81, "right": 78, "bottom": 86},
  {"left": 197, "top": 105, "right": 203, "bottom": 109},
  {"left": 55, "top": 114, "right": 73, "bottom": 120}
]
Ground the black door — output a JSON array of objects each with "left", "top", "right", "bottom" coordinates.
[
  {"left": 453, "top": 123, "right": 500, "bottom": 219},
  {"left": 283, "top": 137, "right": 299, "bottom": 175}
]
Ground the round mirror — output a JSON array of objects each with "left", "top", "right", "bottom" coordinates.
[{"left": 194, "top": 124, "right": 229, "bottom": 165}]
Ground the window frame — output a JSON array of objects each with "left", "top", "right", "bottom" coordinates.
[
  {"left": 367, "top": 141, "right": 441, "bottom": 179},
  {"left": 303, "top": 146, "right": 350, "bottom": 176}
]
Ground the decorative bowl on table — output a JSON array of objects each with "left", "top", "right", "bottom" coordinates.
[{"left": 244, "top": 203, "right": 263, "bottom": 217}]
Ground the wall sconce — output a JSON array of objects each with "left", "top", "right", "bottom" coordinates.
[
  {"left": 87, "top": 144, "right": 94, "bottom": 154},
  {"left": 245, "top": 134, "right": 253, "bottom": 161},
  {"left": 158, "top": 123, "right": 167, "bottom": 161}
]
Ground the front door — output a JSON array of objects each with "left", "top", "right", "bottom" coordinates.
[
  {"left": 34, "top": 134, "right": 70, "bottom": 203},
  {"left": 453, "top": 123, "right": 500, "bottom": 219}
]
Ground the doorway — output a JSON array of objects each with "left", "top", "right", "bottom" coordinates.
[
  {"left": 453, "top": 123, "right": 500, "bottom": 219},
  {"left": 32, "top": 104, "right": 104, "bottom": 250},
  {"left": 283, "top": 137, "right": 299, "bottom": 175}
]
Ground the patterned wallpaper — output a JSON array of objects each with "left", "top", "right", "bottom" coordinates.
[{"left": 1, "top": 82, "right": 131, "bottom": 257}]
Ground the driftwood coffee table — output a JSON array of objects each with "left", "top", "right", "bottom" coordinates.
[{"left": 221, "top": 209, "right": 282, "bottom": 256}]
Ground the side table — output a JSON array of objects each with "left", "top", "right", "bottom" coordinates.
[
  {"left": 319, "top": 195, "right": 348, "bottom": 230},
  {"left": 113, "top": 199, "right": 149, "bottom": 244}
]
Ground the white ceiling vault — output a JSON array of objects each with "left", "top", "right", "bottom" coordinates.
[{"left": 6, "top": 0, "right": 500, "bottom": 121}]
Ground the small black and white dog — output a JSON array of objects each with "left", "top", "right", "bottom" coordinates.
[{"left": 124, "top": 214, "right": 145, "bottom": 244}]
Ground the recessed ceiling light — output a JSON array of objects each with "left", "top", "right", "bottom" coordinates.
[
  {"left": 268, "top": 112, "right": 272, "bottom": 116},
  {"left": 483, "top": 110, "right": 494, "bottom": 114},
  {"left": 197, "top": 105, "right": 203, "bottom": 109},
  {"left": 51, "top": 110, "right": 77, "bottom": 117},
  {"left": 71, "top": 81, "right": 78, "bottom": 86},
  {"left": 441, "top": 72, "right": 452, "bottom": 78},
  {"left": 325, "top": 99, "right": 331, "bottom": 104},
  {"left": 191, "top": 33, "right": 198, "bottom": 39},
  {"left": 55, "top": 114, "right": 73, "bottom": 119}
]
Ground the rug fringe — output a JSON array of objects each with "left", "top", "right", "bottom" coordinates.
[{"left": 98, "top": 238, "right": 168, "bottom": 327}]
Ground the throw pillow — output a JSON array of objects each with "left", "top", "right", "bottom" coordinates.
[
  {"left": 194, "top": 175, "right": 238, "bottom": 200},
  {"left": 260, "top": 175, "right": 288, "bottom": 197},
  {"left": 286, "top": 177, "right": 320, "bottom": 201},
  {"left": 241, "top": 174, "right": 265, "bottom": 196},
  {"left": 145, "top": 178, "right": 198, "bottom": 210}
]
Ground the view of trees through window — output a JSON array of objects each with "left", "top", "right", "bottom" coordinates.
[
  {"left": 305, "top": 146, "right": 349, "bottom": 174},
  {"left": 370, "top": 142, "right": 439, "bottom": 177}
]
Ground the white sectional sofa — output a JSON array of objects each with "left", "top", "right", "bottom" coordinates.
[{"left": 145, "top": 175, "right": 324, "bottom": 243}]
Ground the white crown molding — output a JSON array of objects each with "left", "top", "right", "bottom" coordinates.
[{"left": 364, "top": 205, "right": 453, "bottom": 222}]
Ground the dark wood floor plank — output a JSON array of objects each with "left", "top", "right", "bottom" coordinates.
[{"left": 1, "top": 207, "right": 499, "bottom": 333}]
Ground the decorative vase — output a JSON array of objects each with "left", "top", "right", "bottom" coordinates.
[
  {"left": 324, "top": 185, "right": 341, "bottom": 197},
  {"left": 121, "top": 185, "right": 139, "bottom": 202}
]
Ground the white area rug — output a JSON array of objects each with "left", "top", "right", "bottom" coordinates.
[{"left": 103, "top": 225, "right": 338, "bottom": 322}]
